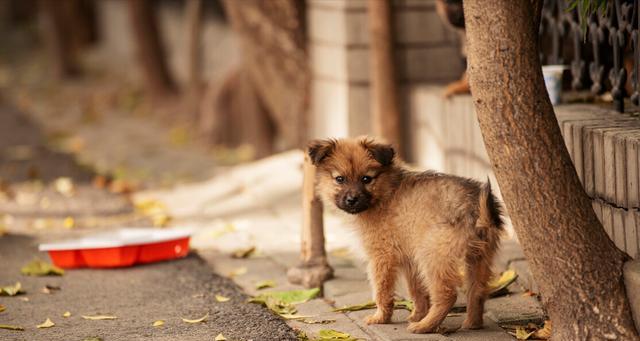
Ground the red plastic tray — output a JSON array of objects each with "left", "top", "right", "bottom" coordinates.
[{"left": 39, "top": 229, "right": 191, "bottom": 268}]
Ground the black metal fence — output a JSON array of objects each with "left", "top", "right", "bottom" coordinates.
[{"left": 540, "top": 0, "right": 638, "bottom": 112}]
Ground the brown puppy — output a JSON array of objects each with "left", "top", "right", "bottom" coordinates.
[{"left": 309, "top": 137, "right": 504, "bottom": 334}]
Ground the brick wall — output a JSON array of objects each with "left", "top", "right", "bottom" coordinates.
[{"left": 308, "top": 0, "right": 464, "bottom": 138}]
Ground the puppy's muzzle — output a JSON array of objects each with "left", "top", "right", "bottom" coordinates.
[{"left": 337, "top": 191, "right": 371, "bottom": 214}]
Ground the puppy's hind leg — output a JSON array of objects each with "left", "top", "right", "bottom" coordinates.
[
  {"left": 364, "top": 256, "right": 397, "bottom": 325},
  {"left": 404, "top": 265, "right": 430, "bottom": 322},
  {"left": 462, "top": 252, "right": 491, "bottom": 329},
  {"left": 407, "top": 258, "right": 461, "bottom": 334}
]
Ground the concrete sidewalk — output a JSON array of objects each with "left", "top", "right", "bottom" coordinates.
[{"left": 139, "top": 151, "right": 546, "bottom": 340}]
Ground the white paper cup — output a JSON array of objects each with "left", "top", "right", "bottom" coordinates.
[{"left": 542, "top": 65, "right": 566, "bottom": 105}]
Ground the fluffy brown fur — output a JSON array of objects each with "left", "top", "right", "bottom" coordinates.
[{"left": 308, "top": 137, "right": 504, "bottom": 334}]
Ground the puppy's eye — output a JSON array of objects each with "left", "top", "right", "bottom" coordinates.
[
  {"left": 361, "top": 176, "right": 372, "bottom": 184},
  {"left": 335, "top": 176, "right": 346, "bottom": 184}
]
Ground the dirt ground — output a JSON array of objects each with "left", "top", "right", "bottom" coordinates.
[{"left": 0, "top": 233, "right": 298, "bottom": 341}]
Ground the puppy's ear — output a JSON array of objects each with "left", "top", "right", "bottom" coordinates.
[
  {"left": 308, "top": 139, "right": 336, "bottom": 166},
  {"left": 363, "top": 140, "right": 395, "bottom": 166}
]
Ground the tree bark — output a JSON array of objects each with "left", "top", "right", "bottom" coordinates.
[
  {"left": 464, "top": 1, "right": 638, "bottom": 339},
  {"left": 127, "top": 0, "right": 177, "bottom": 98},
  {"left": 367, "top": 0, "right": 403, "bottom": 156},
  {"left": 184, "top": 0, "right": 203, "bottom": 117},
  {"left": 221, "top": 0, "right": 309, "bottom": 149},
  {"left": 39, "top": 0, "right": 79, "bottom": 79}
]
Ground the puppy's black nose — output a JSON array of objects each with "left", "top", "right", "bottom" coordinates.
[{"left": 345, "top": 195, "right": 359, "bottom": 206}]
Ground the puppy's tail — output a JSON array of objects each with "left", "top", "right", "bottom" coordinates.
[
  {"left": 472, "top": 179, "right": 504, "bottom": 262},
  {"left": 466, "top": 179, "right": 504, "bottom": 280},
  {"left": 477, "top": 179, "right": 504, "bottom": 233}
]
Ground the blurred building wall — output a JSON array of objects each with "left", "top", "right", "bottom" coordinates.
[
  {"left": 307, "top": 0, "right": 464, "bottom": 140},
  {"left": 94, "top": 0, "right": 238, "bottom": 89}
]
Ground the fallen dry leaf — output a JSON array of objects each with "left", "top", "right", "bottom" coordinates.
[
  {"left": 533, "top": 320, "right": 552, "bottom": 339},
  {"left": 279, "top": 313, "right": 314, "bottom": 320},
  {"left": 333, "top": 299, "right": 414, "bottom": 313},
  {"left": 488, "top": 269, "right": 518, "bottom": 297},
  {"left": 255, "top": 280, "right": 276, "bottom": 290},
  {"left": 301, "top": 318, "right": 336, "bottom": 324},
  {"left": 231, "top": 246, "right": 256, "bottom": 259},
  {"left": 317, "top": 329, "right": 357, "bottom": 340},
  {"left": 228, "top": 266, "right": 247, "bottom": 278},
  {"left": 53, "top": 177, "right": 74, "bottom": 197},
  {"left": 83, "top": 337, "right": 103, "bottom": 341},
  {"left": 63, "top": 311, "right": 71, "bottom": 318},
  {"left": 211, "top": 223, "right": 236, "bottom": 239},
  {"left": 0, "top": 282, "right": 24, "bottom": 296},
  {"left": 37, "top": 318, "right": 55, "bottom": 329},
  {"left": 82, "top": 315, "right": 118, "bottom": 320},
  {"left": 214, "top": 333, "right": 227, "bottom": 341},
  {"left": 152, "top": 320, "right": 164, "bottom": 327},
  {"left": 42, "top": 284, "right": 60, "bottom": 294},
  {"left": 63, "top": 216, "right": 75, "bottom": 229},
  {"left": 0, "top": 324, "right": 24, "bottom": 331},
  {"left": 182, "top": 313, "right": 208, "bottom": 324},
  {"left": 522, "top": 290, "right": 536, "bottom": 297},
  {"left": 215, "top": 295, "right": 230, "bottom": 302},
  {"left": 21, "top": 259, "right": 64, "bottom": 276},
  {"left": 0, "top": 304, "right": 5, "bottom": 313},
  {"left": 513, "top": 326, "right": 535, "bottom": 340}
]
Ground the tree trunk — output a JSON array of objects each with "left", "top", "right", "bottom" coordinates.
[
  {"left": 184, "top": 0, "right": 202, "bottom": 117},
  {"left": 39, "top": 0, "right": 79, "bottom": 79},
  {"left": 127, "top": 0, "right": 177, "bottom": 98},
  {"left": 464, "top": 1, "right": 638, "bottom": 339},
  {"left": 221, "top": 0, "right": 309, "bottom": 149},
  {"left": 367, "top": 0, "right": 403, "bottom": 156}
]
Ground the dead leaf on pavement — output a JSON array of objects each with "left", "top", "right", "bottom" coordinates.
[
  {"left": 63, "top": 216, "right": 75, "bottom": 229},
  {"left": 333, "top": 299, "right": 414, "bottom": 313},
  {"left": 215, "top": 333, "right": 227, "bottom": 341},
  {"left": 152, "top": 320, "right": 164, "bottom": 327},
  {"left": 36, "top": 318, "right": 55, "bottom": 329},
  {"left": 513, "top": 326, "right": 535, "bottom": 340},
  {"left": 82, "top": 315, "right": 118, "bottom": 320},
  {"left": 211, "top": 223, "right": 236, "bottom": 239},
  {"left": 533, "top": 320, "right": 552, "bottom": 339},
  {"left": 0, "top": 282, "right": 24, "bottom": 296},
  {"left": 42, "top": 284, "right": 61, "bottom": 294},
  {"left": 522, "top": 290, "right": 536, "bottom": 297},
  {"left": 215, "top": 295, "right": 230, "bottom": 302},
  {"left": 317, "top": 329, "right": 357, "bottom": 340},
  {"left": 231, "top": 246, "right": 256, "bottom": 259},
  {"left": 0, "top": 324, "right": 24, "bottom": 331},
  {"left": 301, "top": 318, "right": 336, "bottom": 324},
  {"left": 255, "top": 280, "right": 276, "bottom": 290},
  {"left": 329, "top": 247, "right": 351, "bottom": 259},
  {"left": 63, "top": 311, "right": 71, "bottom": 318},
  {"left": 53, "top": 177, "right": 74, "bottom": 197},
  {"left": 182, "top": 313, "right": 208, "bottom": 324},
  {"left": 332, "top": 301, "right": 376, "bottom": 312},
  {"left": 279, "top": 314, "right": 314, "bottom": 320},
  {"left": 488, "top": 269, "right": 518, "bottom": 297},
  {"left": 134, "top": 199, "right": 171, "bottom": 227},
  {"left": 0, "top": 304, "right": 5, "bottom": 313},
  {"left": 21, "top": 259, "right": 64, "bottom": 276},
  {"left": 83, "top": 337, "right": 103, "bottom": 341},
  {"left": 228, "top": 266, "right": 247, "bottom": 278}
]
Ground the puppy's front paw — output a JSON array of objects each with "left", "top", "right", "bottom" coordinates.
[
  {"left": 364, "top": 311, "right": 390, "bottom": 325},
  {"left": 407, "top": 322, "right": 432, "bottom": 334},
  {"left": 407, "top": 310, "right": 427, "bottom": 323},
  {"left": 461, "top": 319, "right": 483, "bottom": 330}
]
